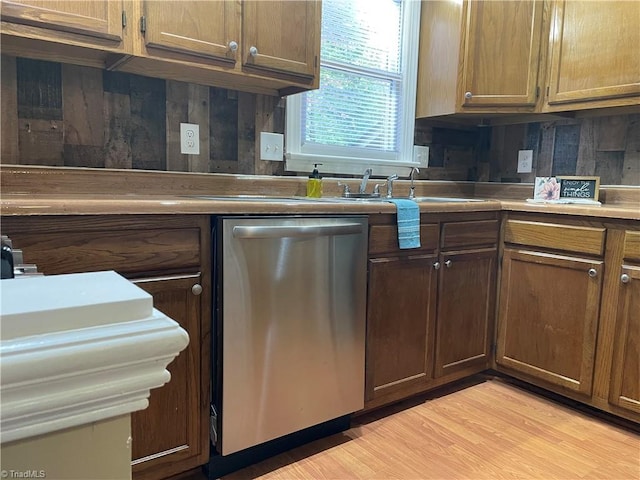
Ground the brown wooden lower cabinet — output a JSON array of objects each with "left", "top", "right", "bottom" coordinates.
[
  {"left": 609, "top": 231, "right": 640, "bottom": 415},
  {"left": 434, "top": 248, "right": 496, "bottom": 378},
  {"left": 496, "top": 249, "right": 602, "bottom": 396},
  {"left": 365, "top": 254, "right": 437, "bottom": 402},
  {"left": 0, "top": 215, "right": 211, "bottom": 480},
  {"left": 364, "top": 213, "right": 499, "bottom": 411},
  {"left": 131, "top": 273, "right": 207, "bottom": 480}
]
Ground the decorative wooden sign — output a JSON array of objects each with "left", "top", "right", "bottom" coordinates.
[{"left": 557, "top": 176, "right": 600, "bottom": 201}]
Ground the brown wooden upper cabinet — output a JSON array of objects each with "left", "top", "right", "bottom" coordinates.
[
  {"left": 1, "top": 0, "right": 321, "bottom": 96},
  {"left": 459, "top": 1, "right": 543, "bottom": 109},
  {"left": 0, "top": 0, "right": 127, "bottom": 61},
  {"left": 416, "top": 0, "right": 640, "bottom": 118},
  {"left": 141, "top": 1, "right": 239, "bottom": 64},
  {"left": 242, "top": 1, "right": 319, "bottom": 81},
  {"left": 544, "top": 0, "right": 640, "bottom": 111},
  {"left": 416, "top": 0, "right": 544, "bottom": 117}
]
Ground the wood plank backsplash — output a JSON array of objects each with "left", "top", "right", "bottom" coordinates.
[{"left": 1, "top": 55, "right": 638, "bottom": 185}]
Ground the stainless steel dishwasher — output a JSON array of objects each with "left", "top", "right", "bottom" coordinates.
[{"left": 211, "top": 215, "right": 368, "bottom": 458}]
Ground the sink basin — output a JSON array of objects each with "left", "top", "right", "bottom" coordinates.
[
  {"left": 183, "top": 195, "right": 323, "bottom": 203},
  {"left": 410, "top": 196, "right": 486, "bottom": 203}
]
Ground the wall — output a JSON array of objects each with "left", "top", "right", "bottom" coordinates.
[
  {"left": 2, "top": 55, "right": 638, "bottom": 185},
  {"left": 1, "top": 55, "right": 286, "bottom": 176},
  {"left": 487, "top": 114, "right": 640, "bottom": 185}
]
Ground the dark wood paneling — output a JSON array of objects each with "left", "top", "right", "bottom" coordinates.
[
  {"left": 237, "top": 91, "right": 256, "bottom": 174},
  {"left": 209, "top": 87, "right": 238, "bottom": 172},
  {"left": 16, "top": 57, "right": 62, "bottom": 120},
  {"left": 3, "top": 54, "right": 637, "bottom": 185},
  {"left": 62, "top": 63, "right": 104, "bottom": 146},
  {"left": 166, "top": 80, "right": 190, "bottom": 172},
  {"left": 18, "top": 118, "right": 64, "bottom": 165},
  {"left": 103, "top": 91, "right": 133, "bottom": 169},
  {"left": 129, "top": 74, "right": 166, "bottom": 170},
  {"left": 552, "top": 124, "right": 581, "bottom": 176},
  {"left": 1, "top": 56, "right": 19, "bottom": 164}
]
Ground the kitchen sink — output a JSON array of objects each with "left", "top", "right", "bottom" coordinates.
[
  {"left": 182, "top": 195, "right": 323, "bottom": 203},
  {"left": 410, "top": 196, "right": 487, "bottom": 203},
  {"left": 322, "top": 196, "right": 486, "bottom": 203}
]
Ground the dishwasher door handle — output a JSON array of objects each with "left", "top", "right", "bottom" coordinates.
[{"left": 232, "top": 223, "right": 363, "bottom": 239}]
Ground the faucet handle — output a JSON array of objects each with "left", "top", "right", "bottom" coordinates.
[
  {"left": 337, "top": 182, "right": 351, "bottom": 196},
  {"left": 386, "top": 174, "right": 399, "bottom": 198}
]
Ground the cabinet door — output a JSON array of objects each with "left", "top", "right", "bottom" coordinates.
[
  {"left": 365, "top": 255, "right": 437, "bottom": 404},
  {"left": 242, "top": 0, "right": 319, "bottom": 80},
  {"left": 434, "top": 249, "right": 496, "bottom": 377},
  {"left": 1, "top": 0, "right": 124, "bottom": 42},
  {"left": 546, "top": 0, "right": 640, "bottom": 106},
  {"left": 142, "top": 0, "right": 239, "bottom": 63},
  {"left": 609, "top": 265, "right": 640, "bottom": 414},
  {"left": 496, "top": 250, "right": 602, "bottom": 396},
  {"left": 460, "top": 0, "right": 543, "bottom": 107},
  {"left": 131, "top": 273, "right": 207, "bottom": 480}
]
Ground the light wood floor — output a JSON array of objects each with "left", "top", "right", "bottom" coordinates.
[{"left": 222, "top": 378, "right": 640, "bottom": 480}]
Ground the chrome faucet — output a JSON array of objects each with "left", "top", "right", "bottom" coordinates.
[
  {"left": 359, "top": 168, "right": 373, "bottom": 194},
  {"left": 409, "top": 167, "right": 420, "bottom": 199},
  {"left": 386, "top": 174, "right": 399, "bottom": 198}
]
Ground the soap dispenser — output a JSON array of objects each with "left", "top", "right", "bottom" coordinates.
[{"left": 306, "top": 163, "right": 323, "bottom": 198}]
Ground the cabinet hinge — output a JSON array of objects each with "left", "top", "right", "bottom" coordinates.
[
  {"left": 535, "top": 86, "right": 540, "bottom": 99},
  {"left": 121, "top": 10, "right": 127, "bottom": 28},
  {"left": 140, "top": 15, "right": 146, "bottom": 34}
]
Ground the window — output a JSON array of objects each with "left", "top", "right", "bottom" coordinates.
[{"left": 286, "top": 0, "right": 423, "bottom": 177}]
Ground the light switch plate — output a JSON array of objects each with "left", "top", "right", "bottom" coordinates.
[
  {"left": 517, "top": 150, "right": 533, "bottom": 173},
  {"left": 260, "top": 132, "right": 284, "bottom": 161},
  {"left": 413, "top": 145, "right": 429, "bottom": 167},
  {"left": 180, "top": 123, "right": 200, "bottom": 155}
]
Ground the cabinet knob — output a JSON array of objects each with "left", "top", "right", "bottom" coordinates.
[
  {"left": 588, "top": 268, "right": 598, "bottom": 278},
  {"left": 249, "top": 46, "right": 259, "bottom": 57},
  {"left": 191, "top": 284, "right": 203, "bottom": 296},
  {"left": 464, "top": 91, "right": 473, "bottom": 99},
  {"left": 228, "top": 41, "right": 238, "bottom": 52},
  {"left": 621, "top": 273, "right": 630, "bottom": 284},
  {"left": 433, "top": 261, "right": 441, "bottom": 270},
  {"left": 445, "top": 260, "right": 453, "bottom": 268}
]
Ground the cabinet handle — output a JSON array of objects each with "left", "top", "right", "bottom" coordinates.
[
  {"left": 588, "top": 268, "right": 598, "bottom": 278},
  {"left": 228, "top": 41, "right": 238, "bottom": 52},
  {"left": 433, "top": 261, "right": 441, "bottom": 270},
  {"left": 191, "top": 284, "right": 203, "bottom": 296},
  {"left": 621, "top": 273, "right": 630, "bottom": 284},
  {"left": 249, "top": 46, "right": 259, "bottom": 57},
  {"left": 445, "top": 260, "right": 452, "bottom": 268},
  {"left": 464, "top": 91, "right": 472, "bottom": 99}
]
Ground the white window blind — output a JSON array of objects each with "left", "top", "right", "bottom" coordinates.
[{"left": 286, "top": 0, "right": 422, "bottom": 176}]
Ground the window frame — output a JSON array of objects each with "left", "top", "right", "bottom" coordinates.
[{"left": 285, "top": 0, "right": 424, "bottom": 177}]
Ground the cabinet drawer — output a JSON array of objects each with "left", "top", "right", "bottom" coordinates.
[
  {"left": 623, "top": 231, "right": 640, "bottom": 262},
  {"left": 504, "top": 220, "right": 605, "bottom": 256},
  {"left": 441, "top": 220, "right": 499, "bottom": 250},
  {"left": 1, "top": 216, "right": 204, "bottom": 276},
  {"left": 369, "top": 224, "right": 438, "bottom": 256}
]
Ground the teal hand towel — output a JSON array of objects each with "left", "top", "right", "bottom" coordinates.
[{"left": 386, "top": 199, "right": 421, "bottom": 249}]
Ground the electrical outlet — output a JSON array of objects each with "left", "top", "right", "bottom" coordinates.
[
  {"left": 413, "top": 145, "right": 429, "bottom": 167},
  {"left": 180, "top": 123, "right": 200, "bottom": 155},
  {"left": 517, "top": 149, "right": 533, "bottom": 173},
  {"left": 260, "top": 132, "right": 284, "bottom": 161}
]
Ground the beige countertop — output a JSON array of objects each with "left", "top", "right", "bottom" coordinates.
[
  {"left": 0, "top": 166, "right": 638, "bottom": 220},
  {"left": 1, "top": 193, "right": 638, "bottom": 220}
]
